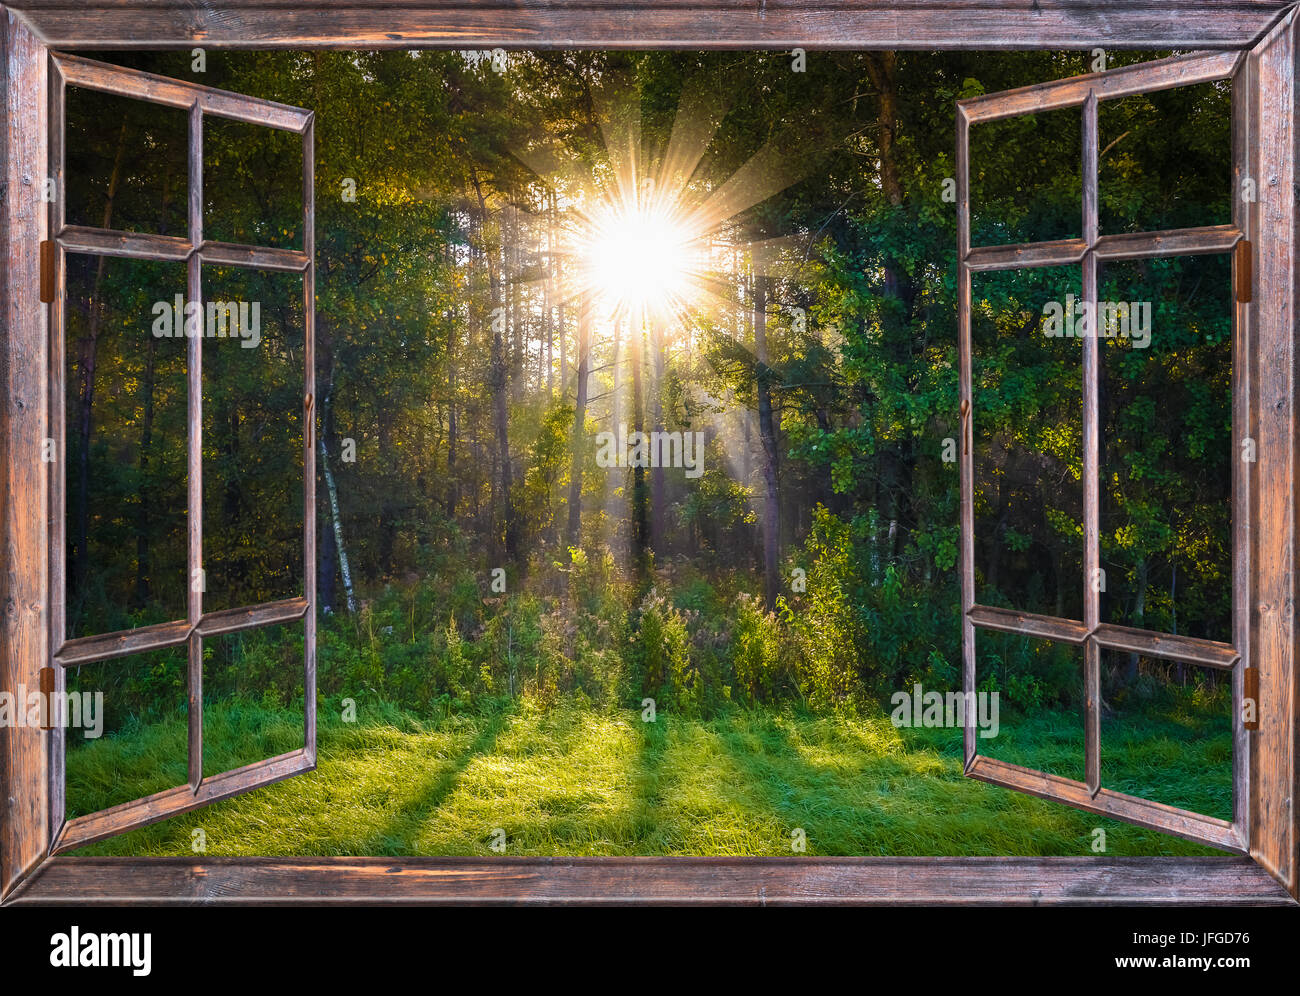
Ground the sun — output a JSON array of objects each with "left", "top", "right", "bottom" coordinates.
[{"left": 581, "top": 204, "right": 702, "bottom": 316}]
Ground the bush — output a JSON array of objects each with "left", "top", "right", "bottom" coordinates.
[
  {"left": 632, "top": 590, "right": 699, "bottom": 711},
  {"left": 731, "top": 594, "right": 783, "bottom": 703}
]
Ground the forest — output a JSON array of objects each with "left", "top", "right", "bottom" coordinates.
[{"left": 60, "top": 49, "right": 1235, "bottom": 855}]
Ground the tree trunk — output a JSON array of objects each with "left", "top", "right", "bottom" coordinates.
[
  {"left": 1128, "top": 557, "right": 1148, "bottom": 683},
  {"left": 319, "top": 386, "right": 357, "bottom": 614},
  {"left": 629, "top": 309, "right": 649, "bottom": 573},
  {"left": 134, "top": 335, "right": 157, "bottom": 608},
  {"left": 73, "top": 118, "right": 129, "bottom": 597},
  {"left": 565, "top": 293, "right": 592, "bottom": 549},
  {"left": 754, "top": 274, "right": 780, "bottom": 610},
  {"left": 649, "top": 313, "right": 667, "bottom": 556},
  {"left": 471, "top": 168, "right": 516, "bottom": 560}
]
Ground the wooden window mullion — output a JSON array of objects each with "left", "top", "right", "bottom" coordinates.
[
  {"left": 1229, "top": 48, "right": 1256, "bottom": 843},
  {"left": 46, "top": 51, "right": 67, "bottom": 842},
  {"left": 956, "top": 103, "right": 976, "bottom": 770},
  {"left": 186, "top": 99, "right": 203, "bottom": 794},
  {"left": 302, "top": 113, "right": 317, "bottom": 762},
  {"left": 1081, "top": 89, "right": 1101, "bottom": 798}
]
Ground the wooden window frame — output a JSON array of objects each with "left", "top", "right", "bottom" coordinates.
[
  {"left": 2, "top": 0, "right": 1298, "bottom": 907},
  {"left": 957, "top": 50, "right": 1250, "bottom": 856},
  {"left": 42, "top": 53, "right": 318, "bottom": 856}
]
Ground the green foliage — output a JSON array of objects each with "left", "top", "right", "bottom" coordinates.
[
  {"left": 632, "top": 590, "right": 699, "bottom": 711},
  {"left": 730, "top": 594, "right": 783, "bottom": 703}
]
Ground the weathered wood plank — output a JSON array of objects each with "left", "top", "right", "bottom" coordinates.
[
  {"left": 1247, "top": 8, "right": 1299, "bottom": 899},
  {"left": 50, "top": 749, "right": 314, "bottom": 855},
  {"left": 1081, "top": 89, "right": 1100, "bottom": 797},
  {"left": 1092, "top": 224, "right": 1243, "bottom": 259},
  {"left": 968, "top": 756, "right": 1246, "bottom": 853},
  {"left": 53, "top": 598, "right": 308, "bottom": 665},
  {"left": 302, "top": 114, "right": 316, "bottom": 762},
  {"left": 1230, "top": 43, "right": 1256, "bottom": 853},
  {"left": 199, "top": 241, "right": 309, "bottom": 272},
  {"left": 45, "top": 46, "right": 65, "bottom": 843},
  {"left": 4, "top": 2, "right": 1292, "bottom": 51},
  {"left": 1091, "top": 622, "right": 1239, "bottom": 669},
  {"left": 57, "top": 225, "right": 191, "bottom": 260},
  {"left": 53, "top": 51, "right": 310, "bottom": 131},
  {"left": 186, "top": 99, "right": 202, "bottom": 794},
  {"left": 7, "top": 854, "right": 1293, "bottom": 906},
  {"left": 960, "top": 49, "right": 1243, "bottom": 122},
  {"left": 0, "top": 11, "right": 49, "bottom": 904},
  {"left": 968, "top": 604, "right": 1090, "bottom": 643},
  {"left": 957, "top": 103, "right": 974, "bottom": 767},
  {"left": 965, "top": 237, "right": 1088, "bottom": 271}
]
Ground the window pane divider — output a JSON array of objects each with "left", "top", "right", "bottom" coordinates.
[
  {"left": 51, "top": 749, "right": 313, "bottom": 856},
  {"left": 967, "top": 605, "right": 1090, "bottom": 644},
  {"left": 54, "top": 51, "right": 312, "bottom": 132},
  {"left": 965, "top": 238, "right": 1088, "bottom": 272},
  {"left": 1093, "top": 225, "right": 1243, "bottom": 260},
  {"left": 54, "top": 597, "right": 311, "bottom": 667},
  {"left": 964, "top": 225, "right": 1245, "bottom": 274},
  {"left": 960, "top": 50, "right": 1243, "bottom": 124},
  {"left": 56, "top": 226, "right": 310, "bottom": 272},
  {"left": 1082, "top": 88, "right": 1101, "bottom": 798},
  {"left": 967, "top": 756, "right": 1246, "bottom": 853}
]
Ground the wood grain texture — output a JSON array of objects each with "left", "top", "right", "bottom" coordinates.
[
  {"left": 1081, "top": 89, "right": 1100, "bottom": 798},
  {"left": 57, "top": 225, "right": 191, "bottom": 260},
  {"left": 960, "top": 49, "right": 1244, "bottom": 122},
  {"left": 1092, "top": 224, "right": 1243, "bottom": 260},
  {"left": 1247, "top": 9, "right": 1299, "bottom": 898},
  {"left": 45, "top": 48, "right": 65, "bottom": 843},
  {"left": 302, "top": 115, "right": 316, "bottom": 762},
  {"left": 1090, "top": 623, "right": 1238, "bottom": 669},
  {"left": 54, "top": 52, "right": 310, "bottom": 131},
  {"left": 56, "top": 228, "right": 310, "bottom": 270},
  {"left": 4, "top": 1, "right": 1292, "bottom": 50},
  {"left": 968, "top": 756, "right": 1246, "bottom": 852},
  {"left": 0, "top": 11, "right": 49, "bottom": 904},
  {"left": 956, "top": 104, "right": 974, "bottom": 767},
  {"left": 968, "top": 604, "right": 1090, "bottom": 643},
  {"left": 964, "top": 237, "right": 1088, "bottom": 271},
  {"left": 6, "top": 855, "right": 1293, "bottom": 906},
  {"left": 187, "top": 99, "right": 202, "bottom": 794},
  {"left": 50, "top": 749, "right": 313, "bottom": 854},
  {"left": 200, "top": 240, "right": 309, "bottom": 271}
]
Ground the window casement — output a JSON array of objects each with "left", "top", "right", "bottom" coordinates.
[
  {"left": 956, "top": 51, "right": 1251, "bottom": 853},
  {"left": 43, "top": 53, "right": 317, "bottom": 854}
]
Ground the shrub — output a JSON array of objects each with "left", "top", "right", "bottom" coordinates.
[{"left": 731, "top": 594, "right": 782, "bottom": 703}]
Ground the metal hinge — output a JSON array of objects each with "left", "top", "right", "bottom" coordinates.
[
  {"left": 1243, "top": 666, "right": 1259, "bottom": 731},
  {"left": 39, "top": 665, "right": 55, "bottom": 730},
  {"left": 39, "top": 240, "right": 55, "bottom": 303},
  {"left": 1235, "top": 239, "right": 1252, "bottom": 303}
]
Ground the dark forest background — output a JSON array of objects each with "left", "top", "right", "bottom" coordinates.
[{"left": 62, "top": 49, "right": 1232, "bottom": 735}]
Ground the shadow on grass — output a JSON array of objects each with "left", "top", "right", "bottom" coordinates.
[{"left": 361, "top": 706, "right": 515, "bottom": 853}]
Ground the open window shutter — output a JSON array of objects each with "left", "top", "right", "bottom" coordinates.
[
  {"left": 956, "top": 51, "right": 1250, "bottom": 853},
  {"left": 47, "top": 53, "right": 316, "bottom": 853}
]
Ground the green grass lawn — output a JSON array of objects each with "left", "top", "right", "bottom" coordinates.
[{"left": 65, "top": 695, "right": 1234, "bottom": 857}]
